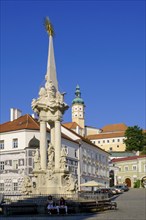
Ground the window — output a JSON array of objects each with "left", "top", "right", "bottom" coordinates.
[
  {"left": 0, "top": 183, "right": 4, "bottom": 191},
  {"left": 117, "top": 139, "right": 120, "bottom": 142},
  {"left": 13, "top": 182, "right": 18, "bottom": 191},
  {"left": 119, "top": 167, "right": 121, "bottom": 171},
  {"left": 109, "top": 147, "right": 113, "bottom": 151},
  {"left": 117, "top": 145, "right": 119, "bottom": 148},
  {"left": 133, "top": 165, "right": 137, "bottom": 171},
  {"left": 107, "top": 140, "right": 110, "bottom": 143},
  {"left": 112, "top": 139, "right": 115, "bottom": 142},
  {"left": 0, "top": 162, "right": 4, "bottom": 170},
  {"left": 75, "top": 150, "right": 78, "bottom": 158},
  {"left": 13, "top": 138, "right": 18, "bottom": 148},
  {"left": 103, "top": 140, "right": 105, "bottom": 143},
  {"left": 12, "top": 160, "right": 18, "bottom": 169},
  {"left": 98, "top": 141, "right": 100, "bottom": 144},
  {"left": 125, "top": 166, "right": 128, "bottom": 171},
  {"left": 0, "top": 140, "right": 4, "bottom": 149}
]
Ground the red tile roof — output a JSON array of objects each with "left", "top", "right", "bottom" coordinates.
[
  {"left": 63, "top": 122, "right": 82, "bottom": 129},
  {"left": 86, "top": 131, "right": 125, "bottom": 140},
  {"left": 102, "top": 123, "right": 127, "bottom": 133},
  {"left": 0, "top": 114, "right": 78, "bottom": 144},
  {"left": 0, "top": 114, "right": 40, "bottom": 133},
  {"left": 112, "top": 155, "right": 146, "bottom": 163}
]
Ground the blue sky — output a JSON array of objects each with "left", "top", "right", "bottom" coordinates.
[{"left": 1, "top": 0, "right": 145, "bottom": 129}]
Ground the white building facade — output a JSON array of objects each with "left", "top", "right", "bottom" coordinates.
[{"left": 0, "top": 113, "right": 109, "bottom": 194}]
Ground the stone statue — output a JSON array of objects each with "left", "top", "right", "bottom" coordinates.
[
  {"left": 60, "top": 147, "right": 67, "bottom": 169},
  {"left": 21, "top": 176, "right": 32, "bottom": 195},
  {"left": 61, "top": 147, "right": 68, "bottom": 157},
  {"left": 44, "top": 17, "right": 54, "bottom": 36},
  {"left": 39, "top": 87, "right": 46, "bottom": 97},
  {"left": 33, "top": 149, "right": 41, "bottom": 171},
  {"left": 64, "top": 174, "right": 78, "bottom": 193},
  {"left": 48, "top": 143, "right": 55, "bottom": 168}
]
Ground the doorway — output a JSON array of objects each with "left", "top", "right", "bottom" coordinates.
[{"left": 125, "top": 178, "right": 131, "bottom": 187}]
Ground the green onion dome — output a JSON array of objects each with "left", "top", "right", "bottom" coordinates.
[{"left": 72, "top": 85, "right": 84, "bottom": 105}]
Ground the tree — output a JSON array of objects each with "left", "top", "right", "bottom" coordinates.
[{"left": 124, "top": 126, "right": 145, "bottom": 152}]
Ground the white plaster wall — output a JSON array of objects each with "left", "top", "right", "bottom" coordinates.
[{"left": 0, "top": 130, "right": 26, "bottom": 151}]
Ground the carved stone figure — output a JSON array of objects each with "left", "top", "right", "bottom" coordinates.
[
  {"left": 47, "top": 170, "right": 54, "bottom": 180},
  {"left": 21, "top": 176, "right": 32, "bottom": 195},
  {"left": 39, "top": 87, "right": 46, "bottom": 97},
  {"left": 60, "top": 147, "right": 67, "bottom": 169},
  {"left": 64, "top": 174, "right": 78, "bottom": 192},
  {"left": 48, "top": 143, "right": 55, "bottom": 168},
  {"left": 61, "top": 147, "right": 68, "bottom": 157},
  {"left": 33, "top": 149, "right": 41, "bottom": 171}
]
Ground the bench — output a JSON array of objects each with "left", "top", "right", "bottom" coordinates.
[
  {"left": 79, "top": 199, "right": 117, "bottom": 213},
  {"left": 79, "top": 201, "right": 98, "bottom": 212},
  {"left": 45, "top": 199, "right": 77, "bottom": 215},
  {"left": 97, "top": 199, "right": 117, "bottom": 211},
  {"left": 3, "top": 203, "right": 37, "bottom": 216}
]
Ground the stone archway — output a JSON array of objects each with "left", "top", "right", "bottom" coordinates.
[
  {"left": 125, "top": 178, "right": 131, "bottom": 187},
  {"left": 141, "top": 176, "right": 146, "bottom": 188}
]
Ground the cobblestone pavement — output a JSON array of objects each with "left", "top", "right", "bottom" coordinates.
[{"left": 0, "top": 188, "right": 145, "bottom": 220}]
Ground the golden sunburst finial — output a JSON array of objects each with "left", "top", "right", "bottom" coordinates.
[{"left": 44, "top": 17, "right": 54, "bottom": 37}]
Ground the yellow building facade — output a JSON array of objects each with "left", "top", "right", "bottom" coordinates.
[
  {"left": 86, "top": 123, "right": 127, "bottom": 152},
  {"left": 111, "top": 155, "right": 146, "bottom": 188}
]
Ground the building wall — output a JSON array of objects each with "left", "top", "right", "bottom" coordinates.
[
  {"left": 0, "top": 126, "right": 110, "bottom": 194},
  {"left": 91, "top": 137, "right": 126, "bottom": 152},
  {"left": 0, "top": 130, "right": 41, "bottom": 194},
  {"left": 85, "top": 127, "right": 101, "bottom": 136},
  {"left": 0, "top": 130, "right": 27, "bottom": 151},
  {"left": 112, "top": 157, "right": 146, "bottom": 188},
  {"left": 80, "top": 142, "right": 109, "bottom": 190}
]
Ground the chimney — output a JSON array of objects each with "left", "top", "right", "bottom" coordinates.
[{"left": 10, "top": 108, "right": 22, "bottom": 121}]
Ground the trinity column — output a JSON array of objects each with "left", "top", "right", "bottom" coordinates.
[{"left": 32, "top": 18, "right": 69, "bottom": 172}]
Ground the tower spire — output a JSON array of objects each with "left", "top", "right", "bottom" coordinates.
[{"left": 45, "top": 17, "right": 58, "bottom": 91}]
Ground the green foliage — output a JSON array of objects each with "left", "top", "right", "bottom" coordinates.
[
  {"left": 124, "top": 126, "right": 145, "bottom": 152},
  {"left": 134, "top": 180, "right": 141, "bottom": 188},
  {"left": 140, "top": 146, "right": 146, "bottom": 155}
]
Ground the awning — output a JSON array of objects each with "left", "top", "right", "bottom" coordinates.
[{"left": 80, "top": 180, "right": 104, "bottom": 187}]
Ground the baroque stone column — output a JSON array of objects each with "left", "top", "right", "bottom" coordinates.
[
  {"left": 50, "top": 122, "right": 55, "bottom": 146},
  {"left": 40, "top": 120, "right": 47, "bottom": 170},
  {"left": 55, "top": 120, "right": 61, "bottom": 171}
]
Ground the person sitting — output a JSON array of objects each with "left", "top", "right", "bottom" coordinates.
[
  {"left": 47, "top": 195, "right": 59, "bottom": 215},
  {"left": 58, "top": 197, "right": 68, "bottom": 214}
]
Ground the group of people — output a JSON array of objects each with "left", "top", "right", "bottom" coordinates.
[{"left": 47, "top": 195, "right": 68, "bottom": 215}]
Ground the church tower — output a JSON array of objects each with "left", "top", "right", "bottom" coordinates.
[{"left": 72, "top": 85, "right": 85, "bottom": 129}]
